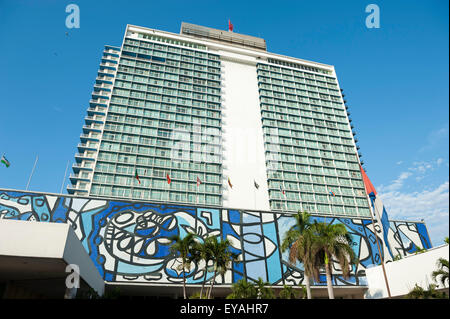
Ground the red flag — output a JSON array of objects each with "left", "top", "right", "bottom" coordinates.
[
  {"left": 166, "top": 173, "right": 171, "bottom": 184},
  {"left": 197, "top": 176, "right": 201, "bottom": 187},
  {"left": 228, "top": 19, "right": 233, "bottom": 32},
  {"left": 360, "top": 164, "right": 377, "bottom": 196}
]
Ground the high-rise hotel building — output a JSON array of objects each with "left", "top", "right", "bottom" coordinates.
[{"left": 68, "top": 22, "right": 371, "bottom": 218}]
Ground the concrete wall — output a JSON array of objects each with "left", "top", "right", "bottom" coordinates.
[
  {"left": 365, "top": 244, "right": 449, "bottom": 298},
  {"left": 0, "top": 219, "right": 105, "bottom": 296},
  {"left": 220, "top": 51, "right": 270, "bottom": 211}
]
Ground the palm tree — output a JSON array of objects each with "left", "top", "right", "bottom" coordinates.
[
  {"left": 226, "top": 278, "right": 258, "bottom": 299},
  {"left": 190, "top": 236, "right": 215, "bottom": 299},
  {"left": 432, "top": 258, "right": 449, "bottom": 288},
  {"left": 278, "top": 284, "right": 300, "bottom": 299},
  {"left": 444, "top": 237, "right": 449, "bottom": 245},
  {"left": 169, "top": 232, "right": 197, "bottom": 299},
  {"left": 255, "top": 277, "right": 275, "bottom": 299},
  {"left": 308, "top": 221, "right": 357, "bottom": 299},
  {"left": 406, "top": 283, "right": 448, "bottom": 299},
  {"left": 206, "top": 236, "right": 239, "bottom": 299},
  {"left": 281, "top": 211, "right": 314, "bottom": 299}
]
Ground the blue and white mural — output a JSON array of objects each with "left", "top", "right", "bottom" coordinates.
[{"left": 0, "top": 189, "right": 432, "bottom": 287}]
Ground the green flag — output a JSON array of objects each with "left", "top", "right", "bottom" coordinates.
[
  {"left": 135, "top": 169, "right": 141, "bottom": 184},
  {"left": 1, "top": 155, "right": 10, "bottom": 168}
]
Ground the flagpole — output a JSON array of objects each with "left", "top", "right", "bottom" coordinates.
[
  {"left": 131, "top": 165, "right": 135, "bottom": 200},
  {"left": 26, "top": 155, "right": 38, "bottom": 191},
  {"left": 369, "top": 195, "right": 392, "bottom": 299},
  {"left": 254, "top": 184, "right": 256, "bottom": 211},
  {"left": 167, "top": 170, "right": 171, "bottom": 203},
  {"left": 59, "top": 160, "right": 70, "bottom": 194}
]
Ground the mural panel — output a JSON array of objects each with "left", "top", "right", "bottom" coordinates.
[{"left": 0, "top": 189, "right": 432, "bottom": 287}]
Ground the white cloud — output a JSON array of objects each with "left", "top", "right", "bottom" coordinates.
[
  {"left": 378, "top": 171, "right": 412, "bottom": 193},
  {"left": 415, "top": 176, "right": 424, "bottom": 182},
  {"left": 410, "top": 162, "right": 433, "bottom": 174},
  {"left": 419, "top": 126, "right": 449, "bottom": 153},
  {"left": 381, "top": 159, "right": 449, "bottom": 191},
  {"left": 378, "top": 181, "right": 449, "bottom": 245},
  {"left": 375, "top": 127, "right": 449, "bottom": 245}
]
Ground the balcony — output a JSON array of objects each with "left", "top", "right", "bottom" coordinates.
[
  {"left": 69, "top": 173, "right": 90, "bottom": 183},
  {"left": 89, "top": 98, "right": 109, "bottom": 107},
  {"left": 72, "top": 163, "right": 94, "bottom": 173},
  {"left": 87, "top": 106, "right": 107, "bottom": 116},
  {"left": 98, "top": 68, "right": 115, "bottom": 76},
  {"left": 80, "top": 133, "right": 101, "bottom": 141},
  {"left": 94, "top": 83, "right": 112, "bottom": 90},
  {"left": 92, "top": 90, "right": 110, "bottom": 98},
  {"left": 74, "top": 152, "right": 96, "bottom": 162},
  {"left": 85, "top": 116, "right": 105, "bottom": 124},
  {"left": 104, "top": 49, "right": 120, "bottom": 55},
  {"left": 99, "top": 62, "right": 117, "bottom": 70},
  {"left": 96, "top": 76, "right": 114, "bottom": 84},
  {"left": 98, "top": 66, "right": 115, "bottom": 73},
  {"left": 67, "top": 184, "right": 89, "bottom": 195},
  {"left": 82, "top": 125, "right": 102, "bottom": 133},
  {"left": 77, "top": 143, "right": 98, "bottom": 151},
  {"left": 102, "top": 55, "right": 119, "bottom": 61}
]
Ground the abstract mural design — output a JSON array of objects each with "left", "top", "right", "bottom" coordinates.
[{"left": 0, "top": 189, "right": 432, "bottom": 287}]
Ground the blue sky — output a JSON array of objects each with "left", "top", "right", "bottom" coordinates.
[{"left": 0, "top": 0, "right": 448, "bottom": 245}]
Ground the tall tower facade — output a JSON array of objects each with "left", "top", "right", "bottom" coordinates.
[{"left": 68, "top": 22, "right": 371, "bottom": 218}]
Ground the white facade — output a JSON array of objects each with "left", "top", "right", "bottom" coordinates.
[
  {"left": 365, "top": 244, "right": 449, "bottom": 298},
  {"left": 220, "top": 53, "right": 270, "bottom": 210},
  {"left": 0, "top": 219, "right": 105, "bottom": 297}
]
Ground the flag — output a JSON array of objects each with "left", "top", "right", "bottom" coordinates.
[
  {"left": 166, "top": 173, "right": 171, "bottom": 184},
  {"left": 360, "top": 164, "right": 396, "bottom": 259},
  {"left": 228, "top": 177, "right": 233, "bottom": 189},
  {"left": 197, "top": 176, "right": 202, "bottom": 187},
  {"left": 228, "top": 19, "right": 233, "bottom": 32},
  {"left": 134, "top": 169, "right": 141, "bottom": 184},
  {"left": 1, "top": 155, "right": 10, "bottom": 168},
  {"left": 328, "top": 188, "right": 335, "bottom": 197},
  {"left": 254, "top": 180, "right": 259, "bottom": 189}
]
